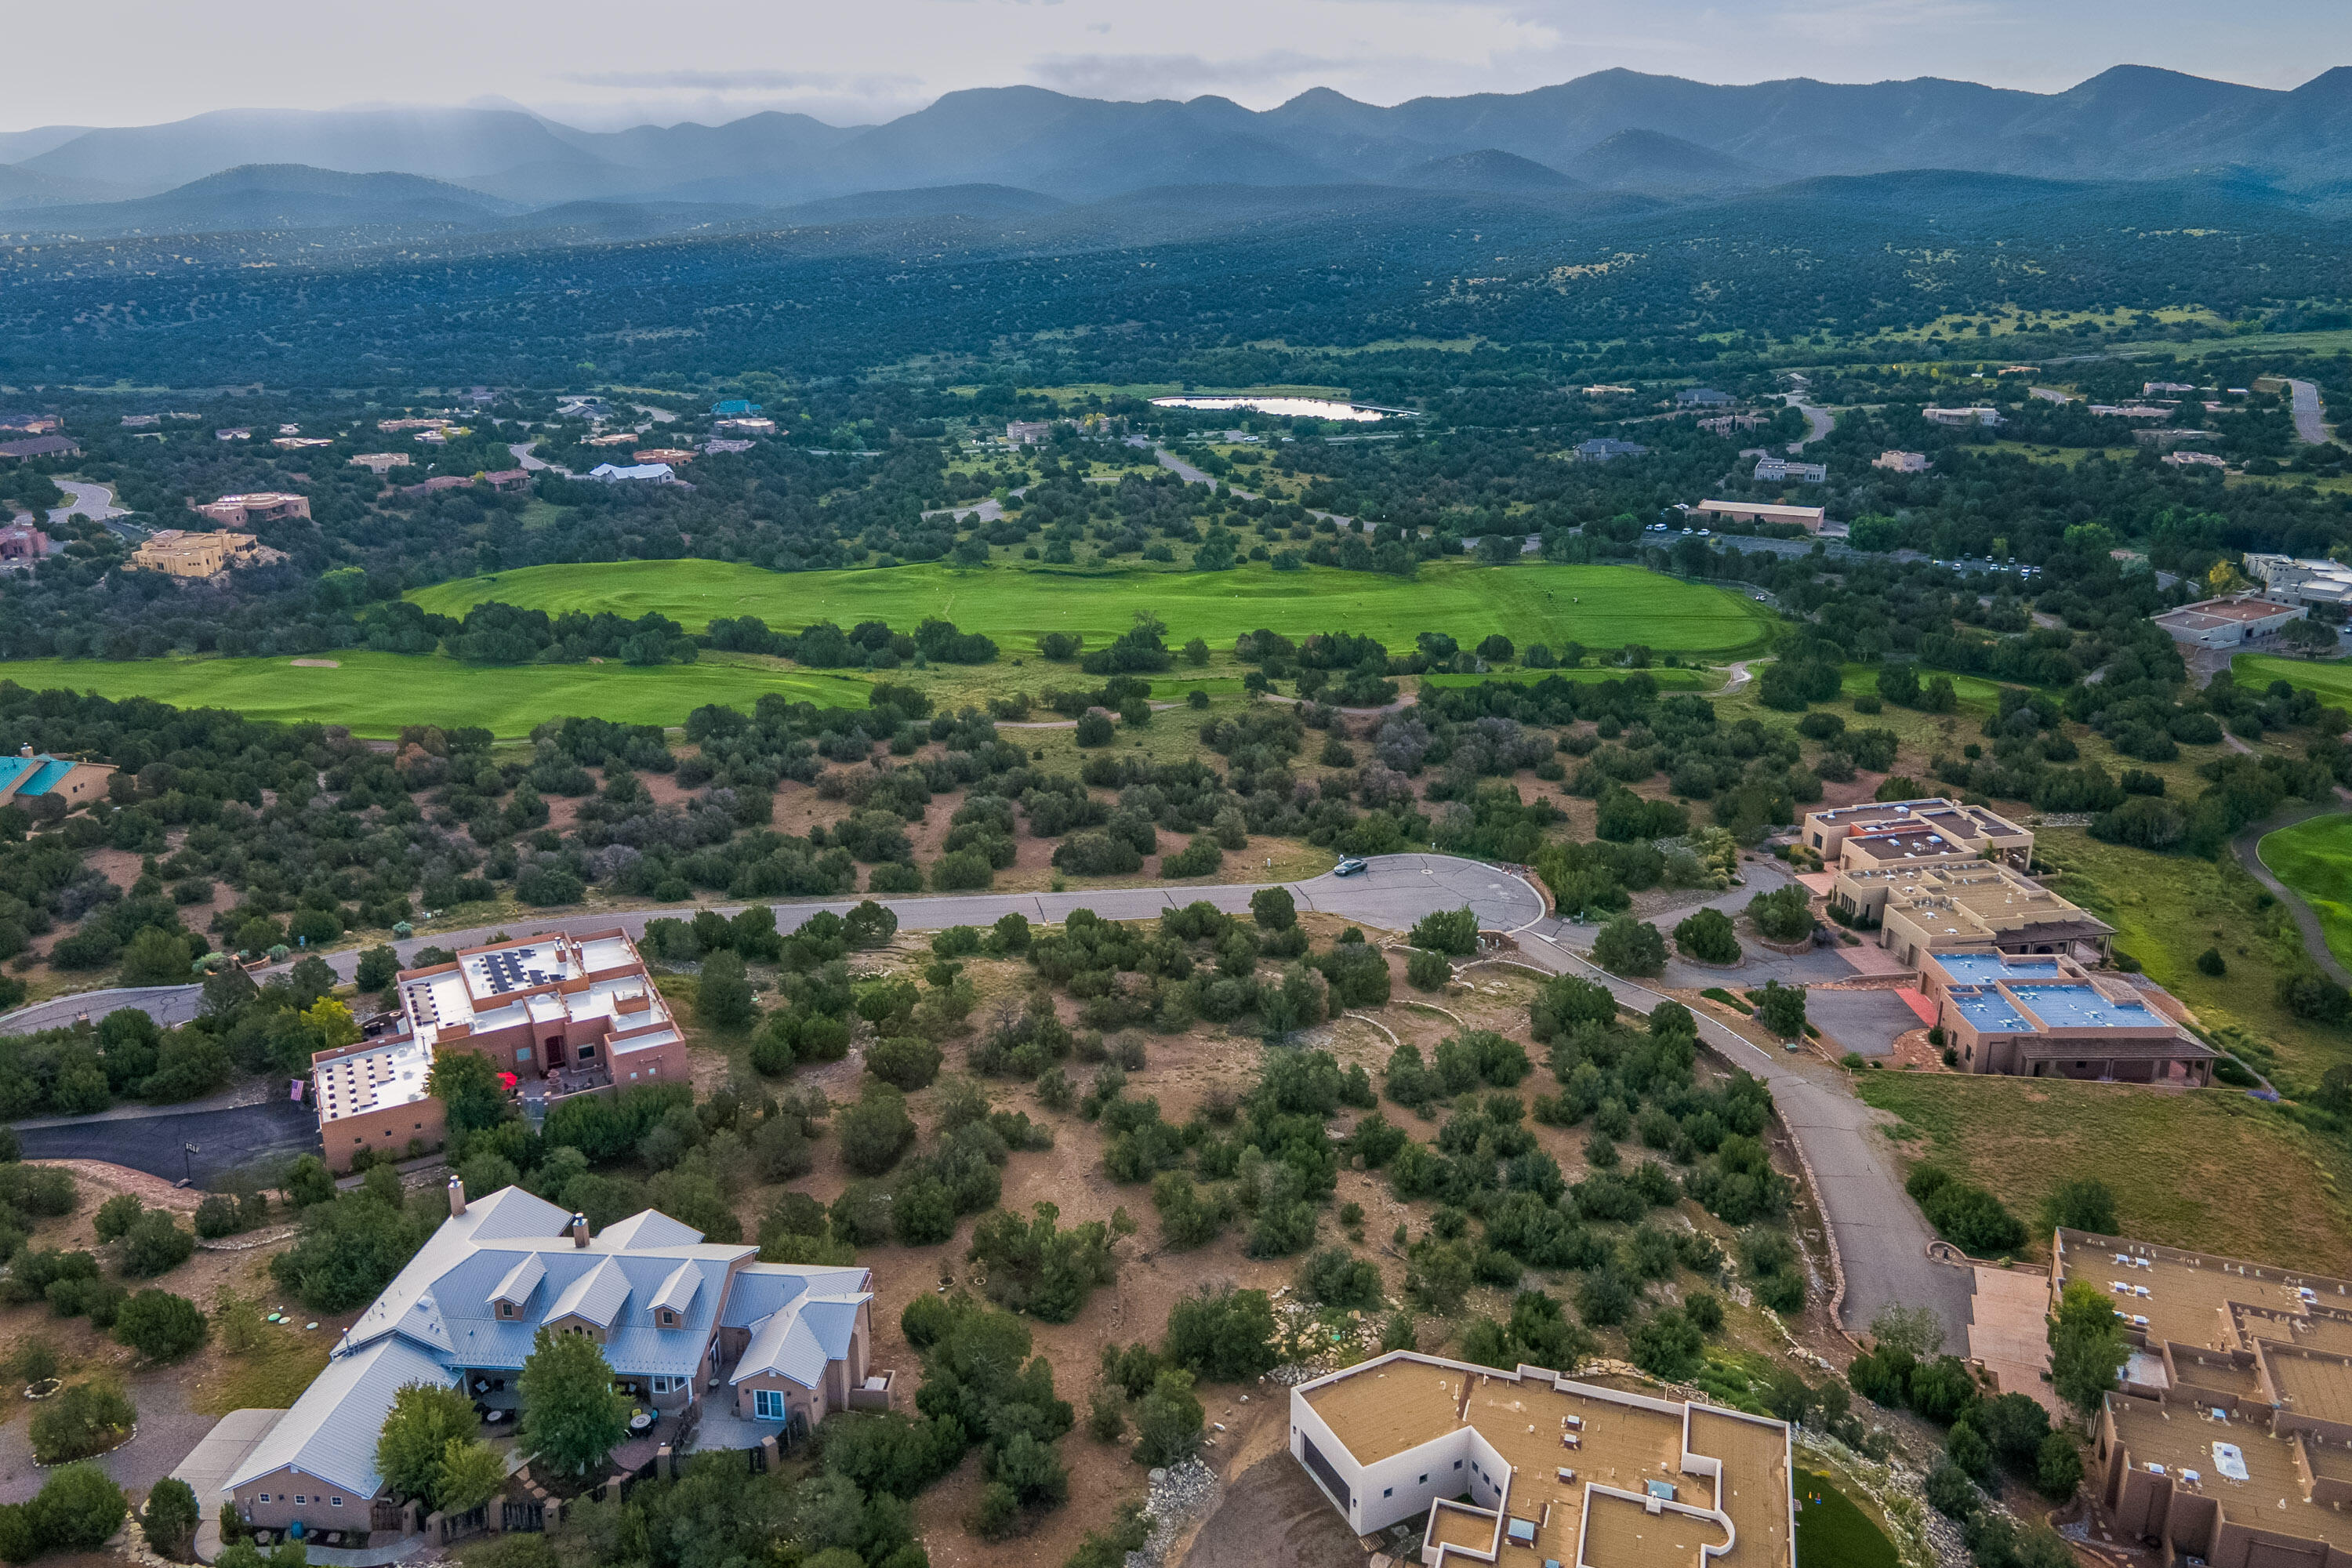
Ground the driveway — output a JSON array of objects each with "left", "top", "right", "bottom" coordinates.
[
  {"left": 1806, "top": 989, "right": 1931, "bottom": 1059},
  {"left": 1526, "top": 887, "right": 1973, "bottom": 1343},
  {"left": 0, "top": 1367, "right": 216, "bottom": 1505},
  {"left": 15, "top": 1099, "right": 321, "bottom": 1185}
]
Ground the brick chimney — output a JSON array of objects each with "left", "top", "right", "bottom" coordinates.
[
  {"left": 447, "top": 1174, "right": 466, "bottom": 1217},
  {"left": 571, "top": 1212, "right": 590, "bottom": 1247}
]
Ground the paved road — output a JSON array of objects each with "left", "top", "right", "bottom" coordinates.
[
  {"left": 15, "top": 1098, "right": 321, "bottom": 1185},
  {"left": 0, "top": 852, "right": 1969, "bottom": 1340},
  {"left": 0, "top": 855, "right": 1546, "bottom": 1037},
  {"left": 2287, "top": 379, "right": 2332, "bottom": 445},
  {"left": 2245, "top": 801, "right": 2352, "bottom": 988},
  {"left": 1522, "top": 870, "right": 1973, "bottom": 1343},
  {"left": 48, "top": 478, "right": 143, "bottom": 543},
  {"left": 1779, "top": 394, "right": 1835, "bottom": 452}
]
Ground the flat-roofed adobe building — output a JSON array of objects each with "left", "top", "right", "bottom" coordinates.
[
  {"left": 314, "top": 930, "right": 688, "bottom": 1171},
  {"left": 2153, "top": 596, "right": 2306, "bottom": 650},
  {"left": 2056, "top": 1227, "right": 2352, "bottom": 1568},
  {"left": 198, "top": 492, "right": 311, "bottom": 527},
  {"left": 1918, "top": 952, "right": 2214, "bottom": 1083},
  {"left": 1835, "top": 859, "right": 2114, "bottom": 967},
  {"left": 1290, "top": 1352, "right": 1792, "bottom": 1568},
  {"left": 1801, "top": 797, "right": 2032, "bottom": 873},
  {"left": 1693, "top": 500, "right": 1826, "bottom": 532}
]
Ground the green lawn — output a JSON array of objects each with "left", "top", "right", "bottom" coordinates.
[
  {"left": 0, "top": 651, "right": 870, "bottom": 738},
  {"left": 1795, "top": 1471, "right": 1897, "bottom": 1568},
  {"left": 1853, "top": 1073, "right": 2352, "bottom": 1272},
  {"left": 406, "top": 559, "right": 1780, "bottom": 659},
  {"left": 2235, "top": 653, "right": 2352, "bottom": 709},
  {"left": 2258, "top": 813, "right": 2352, "bottom": 971}
]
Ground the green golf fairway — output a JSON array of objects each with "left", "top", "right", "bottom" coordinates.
[
  {"left": 2236, "top": 654, "right": 2352, "bottom": 711},
  {"left": 0, "top": 652, "right": 869, "bottom": 739},
  {"left": 407, "top": 558, "right": 1779, "bottom": 658},
  {"left": 2258, "top": 811, "right": 2352, "bottom": 971}
]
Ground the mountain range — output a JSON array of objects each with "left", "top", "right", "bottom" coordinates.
[{"left": 3, "top": 64, "right": 2350, "bottom": 231}]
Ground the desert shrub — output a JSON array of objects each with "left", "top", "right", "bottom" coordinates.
[
  {"left": 1406, "top": 948, "right": 1452, "bottom": 991},
  {"left": 1673, "top": 907, "right": 1740, "bottom": 964},
  {"left": 113, "top": 1290, "right": 206, "bottom": 1360},
  {"left": 28, "top": 1381, "right": 134, "bottom": 1464}
]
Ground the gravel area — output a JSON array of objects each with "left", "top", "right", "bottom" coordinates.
[
  {"left": 0, "top": 1372, "right": 215, "bottom": 1505},
  {"left": 1128, "top": 1458, "right": 1218, "bottom": 1568}
]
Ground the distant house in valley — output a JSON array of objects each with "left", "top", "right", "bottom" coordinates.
[
  {"left": 2151, "top": 595, "right": 2305, "bottom": 649},
  {"left": 349, "top": 452, "right": 412, "bottom": 474},
  {"left": 1693, "top": 499, "right": 1825, "bottom": 531},
  {"left": 1697, "top": 412, "right": 1768, "bottom": 434},
  {"left": 1921, "top": 406, "right": 2003, "bottom": 426},
  {"left": 1751, "top": 456, "right": 1826, "bottom": 484},
  {"left": 0, "top": 414, "right": 61, "bottom": 435},
  {"left": 0, "top": 746, "right": 114, "bottom": 808},
  {"left": 1572, "top": 437, "right": 1647, "bottom": 461},
  {"left": 703, "top": 440, "right": 754, "bottom": 455},
  {"left": 484, "top": 470, "right": 532, "bottom": 493},
  {"left": 2160, "top": 451, "right": 2227, "bottom": 470},
  {"left": 1873, "top": 450, "right": 1933, "bottom": 473},
  {"left": 632, "top": 448, "right": 697, "bottom": 466},
  {"left": 198, "top": 492, "right": 310, "bottom": 527},
  {"left": 130, "top": 528, "right": 280, "bottom": 578},
  {"left": 711, "top": 399, "right": 763, "bottom": 416},
  {"left": 397, "top": 476, "right": 477, "bottom": 499},
  {"left": 0, "top": 436, "right": 79, "bottom": 462},
  {"left": 712, "top": 417, "right": 776, "bottom": 435},
  {"left": 590, "top": 463, "right": 677, "bottom": 484},
  {"left": 216, "top": 427, "right": 252, "bottom": 441},
  {"left": 1005, "top": 420, "right": 1051, "bottom": 445},
  {"left": 1675, "top": 387, "right": 1733, "bottom": 407},
  {"left": 274, "top": 437, "right": 333, "bottom": 452},
  {"left": 0, "top": 524, "right": 56, "bottom": 569}
]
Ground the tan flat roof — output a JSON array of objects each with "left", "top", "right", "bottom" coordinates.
[
  {"left": 2107, "top": 1396, "right": 2352, "bottom": 1550},
  {"left": 1304, "top": 1362, "right": 1468, "bottom": 1465},
  {"left": 1303, "top": 1356, "right": 1790, "bottom": 1568}
]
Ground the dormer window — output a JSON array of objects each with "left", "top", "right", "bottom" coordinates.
[
  {"left": 499, "top": 1301, "right": 516, "bottom": 1319},
  {"left": 658, "top": 1309, "right": 677, "bottom": 1328}
]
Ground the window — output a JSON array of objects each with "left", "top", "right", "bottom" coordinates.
[
  {"left": 1381, "top": 1487, "right": 1392, "bottom": 1499},
  {"left": 258, "top": 1496, "right": 270, "bottom": 1504},
  {"left": 1453, "top": 1461, "right": 1462, "bottom": 1470},
  {"left": 499, "top": 1302, "right": 514, "bottom": 1318},
  {"left": 659, "top": 1310, "right": 674, "bottom": 1327},
  {"left": 754, "top": 1389, "right": 786, "bottom": 1421},
  {"left": 295, "top": 1496, "right": 306, "bottom": 1505},
  {"left": 331, "top": 1498, "right": 343, "bottom": 1508},
  {"left": 517, "top": 1047, "right": 532, "bottom": 1062},
  {"left": 578, "top": 1044, "right": 597, "bottom": 1059},
  {"left": 1418, "top": 1474, "right": 1428, "bottom": 1484}
]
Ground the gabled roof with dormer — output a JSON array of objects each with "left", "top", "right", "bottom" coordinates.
[{"left": 238, "top": 1189, "right": 874, "bottom": 1506}]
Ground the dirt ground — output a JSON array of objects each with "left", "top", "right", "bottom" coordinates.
[
  {"left": 696, "top": 919, "right": 1831, "bottom": 1568},
  {"left": 1181, "top": 1448, "right": 1367, "bottom": 1568}
]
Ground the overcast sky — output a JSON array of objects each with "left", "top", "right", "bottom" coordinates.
[{"left": 5, "top": 0, "right": 2347, "bottom": 132}]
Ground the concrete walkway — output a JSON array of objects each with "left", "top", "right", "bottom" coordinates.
[{"left": 177, "top": 1410, "right": 276, "bottom": 1561}]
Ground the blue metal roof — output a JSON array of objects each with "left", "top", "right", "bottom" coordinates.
[
  {"left": 20, "top": 760, "right": 73, "bottom": 796},
  {"left": 2009, "top": 984, "right": 2161, "bottom": 1031},
  {"left": 1949, "top": 985, "right": 2032, "bottom": 1033}
]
